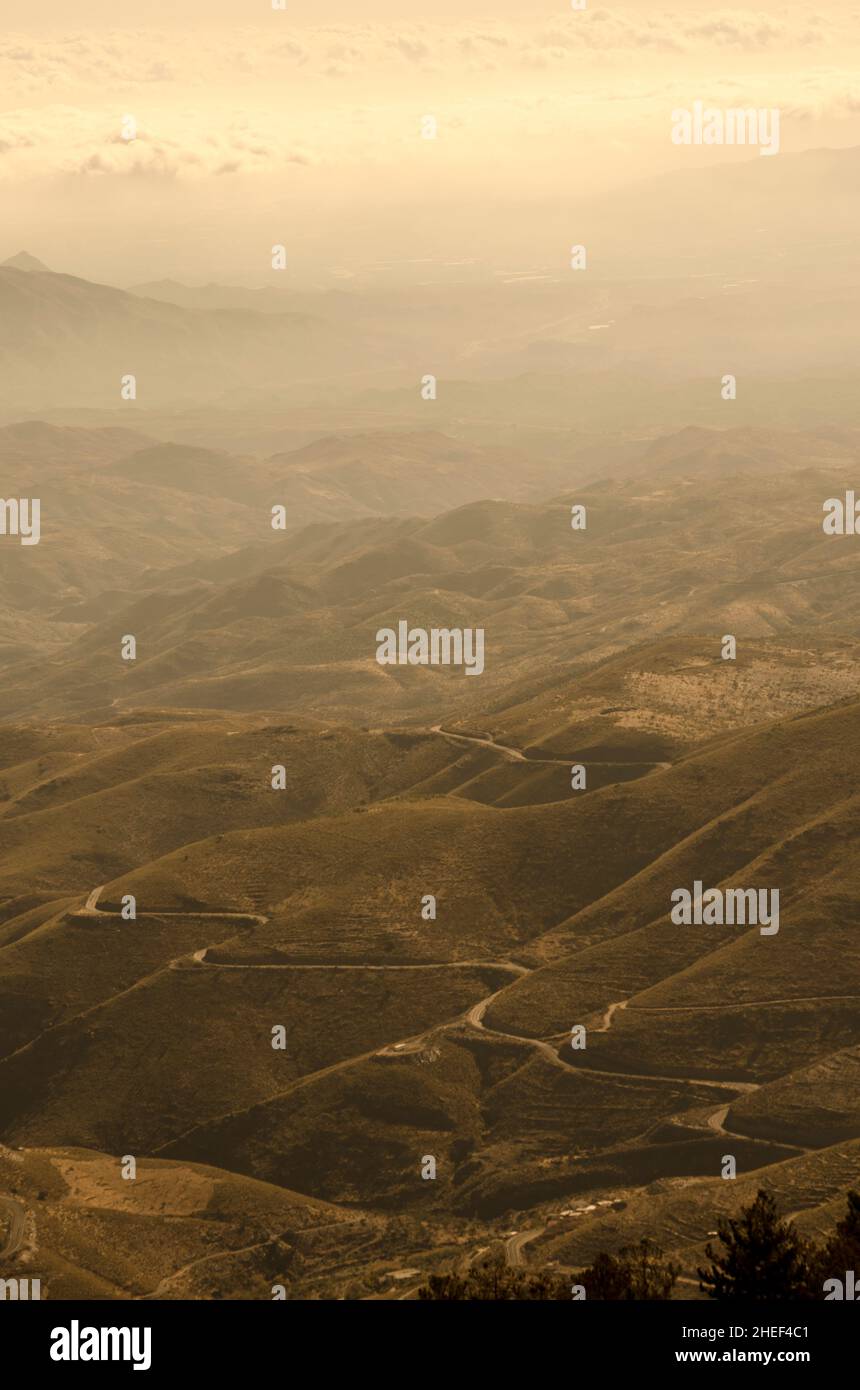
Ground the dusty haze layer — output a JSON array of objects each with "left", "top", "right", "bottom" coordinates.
[{"left": 2, "top": 0, "right": 860, "bottom": 283}]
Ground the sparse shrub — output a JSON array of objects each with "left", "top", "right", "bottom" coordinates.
[
  {"left": 581, "top": 1238, "right": 679, "bottom": 1300},
  {"left": 419, "top": 1254, "right": 569, "bottom": 1300},
  {"left": 420, "top": 1239, "right": 678, "bottom": 1300}
]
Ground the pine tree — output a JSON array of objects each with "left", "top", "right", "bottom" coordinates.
[
  {"left": 811, "top": 1189, "right": 860, "bottom": 1295},
  {"left": 825, "top": 1190, "right": 860, "bottom": 1265},
  {"left": 698, "top": 1189, "right": 813, "bottom": 1300}
]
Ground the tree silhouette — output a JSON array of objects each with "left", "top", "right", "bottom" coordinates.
[
  {"left": 811, "top": 1189, "right": 860, "bottom": 1295},
  {"left": 420, "top": 1238, "right": 677, "bottom": 1300},
  {"left": 420, "top": 1189, "right": 859, "bottom": 1302},
  {"left": 419, "top": 1255, "right": 570, "bottom": 1301},
  {"left": 698, "top": 1189, "right": 813, "bottom": 1300},
  {"left": 582, "top": 1238, "right": 679, "bottom": 1300}
]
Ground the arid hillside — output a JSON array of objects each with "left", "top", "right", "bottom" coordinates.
[{"left": 0, "top": 606, "right": 857, "bottom": 1295}]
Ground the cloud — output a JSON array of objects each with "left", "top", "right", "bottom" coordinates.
[
  {"left": 0, "top": 107, "right": 316, "bottom": 181},
  {"left": 0, "top": 13, "right": 841, "bottom": 98},
  {"left": 0, "top": 12, "right": 856, "bottom": 186}
]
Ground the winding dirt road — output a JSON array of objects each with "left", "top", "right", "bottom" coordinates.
[
  {"left": 191, "top": 948, "right": 526, "bottom": 975},
  {"left": 82, "top": 885, "right": 266, "bottom": 926},
  {"left": 66, "top": 883, "right": 788, "bottom": 1169},
  {"left": 431, "top": 724, "right": 669, "bottom": 772},
  {"left": 5, "top": 880, "right": 817, "bottom": 1286},
  {"left": 595, "top": 1000, "right": 628, "bottom": 1033},
  {"left": 505, "top": 1228, "right": 544, "bottom": 1267}
]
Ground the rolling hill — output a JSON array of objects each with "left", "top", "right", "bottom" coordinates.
[{"left": 1, "top": 421, "right": 858, "bottom": 1299}]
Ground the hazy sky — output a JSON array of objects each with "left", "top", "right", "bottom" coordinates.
[{"left": 2, "top": 2, "right": 859, "bottom": 284}]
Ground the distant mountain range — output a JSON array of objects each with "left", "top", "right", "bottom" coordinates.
[
  {"left": 1, "top": 251, "right": 51, "bottom": 273},
  {"left": 2, "top": 420, "right": 858, "bottom": 725},
  {"left": 5, "top": 140, "right": 860, "bottom": 423},
  {"left": 0, "top": 264, "right": 334, "bottom": 414}
]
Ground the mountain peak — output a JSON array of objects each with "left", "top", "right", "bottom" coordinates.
[{"left": 2, "top": 250, "right": 51, "bottom": 272}]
